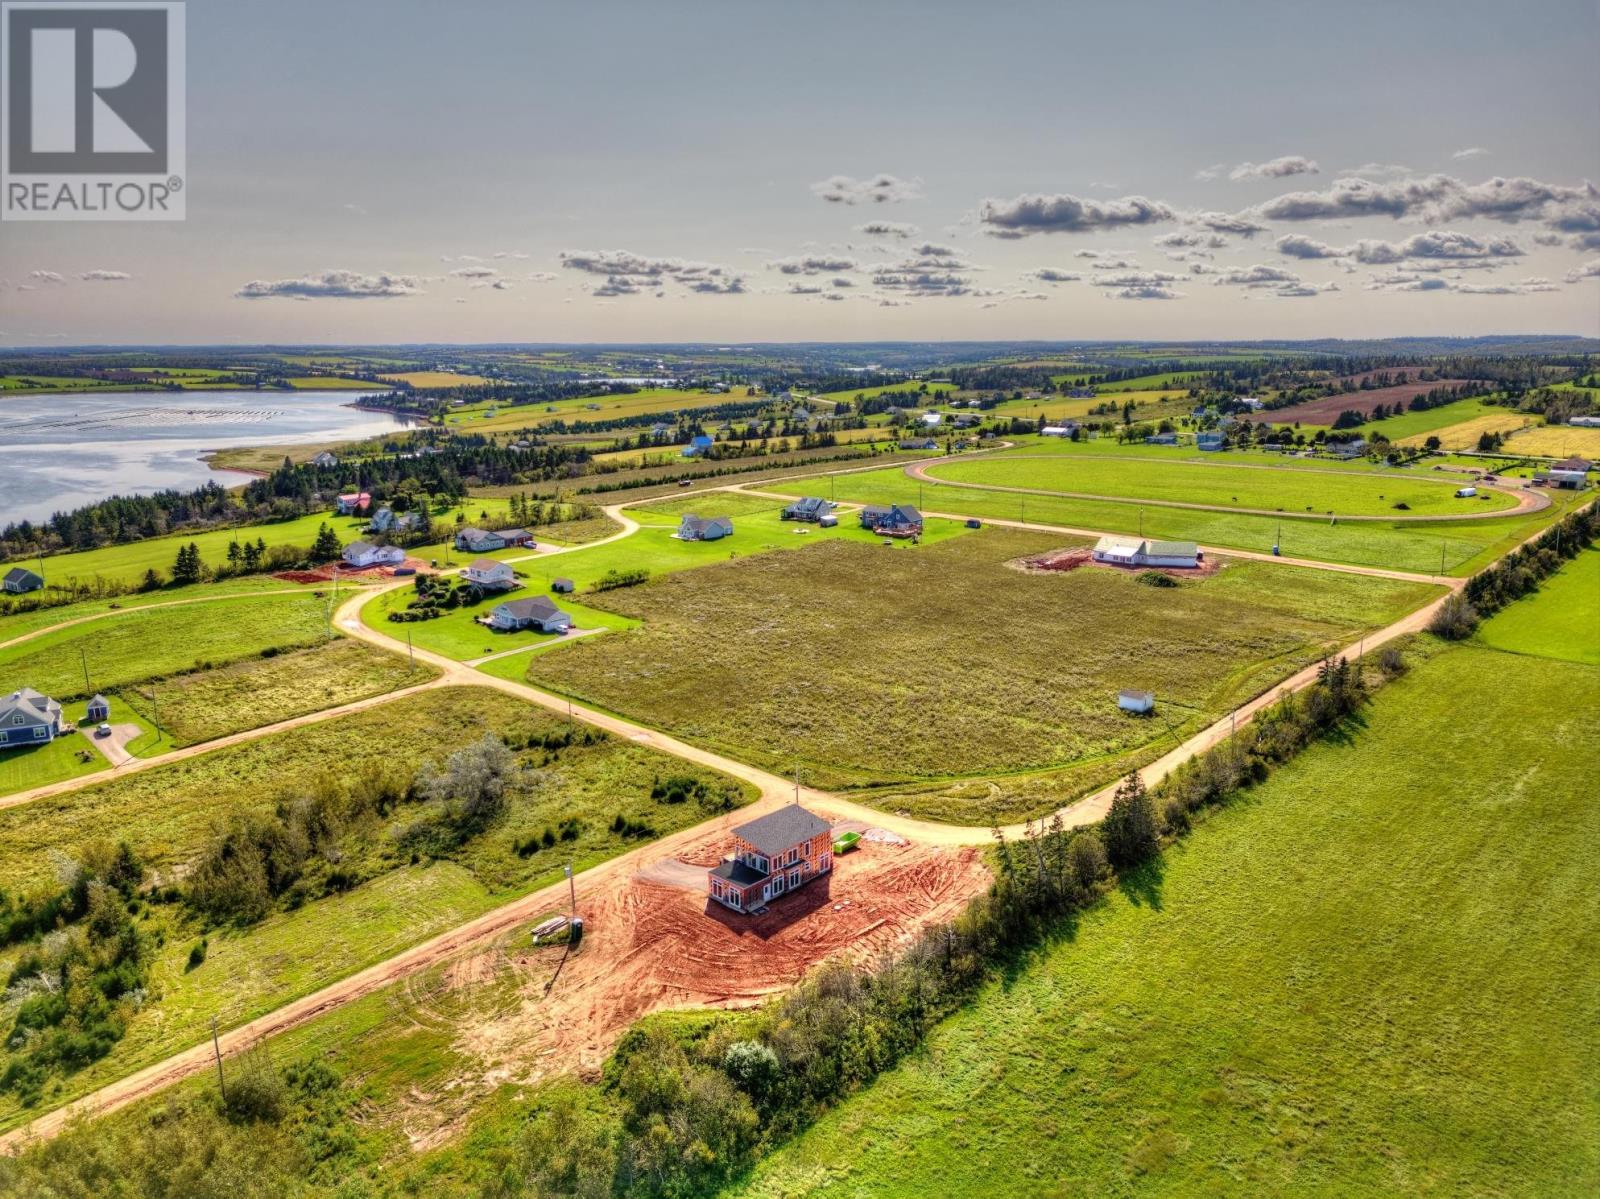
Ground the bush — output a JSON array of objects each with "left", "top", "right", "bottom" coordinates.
[
  {"left": 224, "top": 1051, "right": 287, "bottom": 1124},
  {"left": 1136, "top": 571, "right": 1179, "bottom": 588},
  {"left": 1428, "top": 593, "right": 1480, "bottom": 640},
  {"left": 186, "top": 939, "right": 208, "bottom": 971}
]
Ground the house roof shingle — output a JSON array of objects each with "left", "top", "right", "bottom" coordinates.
[{"left": 734, "top": 805, "right": 832, "bottom": 856}]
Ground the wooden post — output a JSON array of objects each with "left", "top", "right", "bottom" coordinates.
[
  {"left": 565, "top": 863, "right": 575, "bottom": 915},
  {"left": 79, "top": 646, "right": 90, "bottom": 693},
  {"left": 211, "top": 1016, "right": 226, "bottom": 1102}
]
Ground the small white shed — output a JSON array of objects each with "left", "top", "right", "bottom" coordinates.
[{"left": 1118, "top": 689, "right": 1155, "bottom": 714}]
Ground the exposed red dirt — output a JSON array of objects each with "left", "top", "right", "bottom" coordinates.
[
  {"left": 272, "top": 558, "right": 429, "bottom": 584},
  {"left": 1013, "top": 545, "right": 1222, "bottom": 578},
  {"left": 458, "top": 833, "right": 991, "bottom": 1084},
  {"left": 1265, "top": 380, "right": 1477, "bottom": 425}
]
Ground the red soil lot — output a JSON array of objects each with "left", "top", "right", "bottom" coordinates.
[{"left": 1266, "top": 380, "right": 1477, "bottom": 425}]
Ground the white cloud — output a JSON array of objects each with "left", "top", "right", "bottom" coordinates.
[
  {"left": 855, "top": 220, "right": 918, "bottom": 238},
  {"left": 811, "top": 173, "right": 924, "bottom": 205},
  {"left": 1228, "top": 155, "right": 1320, "bottom": 181},
  {"left": 234, "top": 270, "right": 421, "bottom": 299},
  {"left": 560, "top": 249, "right": 746, "bottom": 296},
  {"left": 1566, "top": 258, "right": 1600, "bottom": 282},
  {"left": 79, "top": 269, "right": 131, "bottom": 282},
  {"left": 978, "top": 192, "right": 1176, "bottom": 236},
  {"left": 1451, "top": 147, "right": 1490, "bottom": 160}
]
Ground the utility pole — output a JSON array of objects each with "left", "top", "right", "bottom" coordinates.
[
  {"left": 564, "top": 863, "right": 576, "bottom": 916},
  {"left": 79, "top": 646, "right": 90, "bottom": 693},
  {"left": 211, "top": 1016, "right": 226, "bottom": 1102},
  {"left": 1440, "top": 539, "right": 1446, "bottom": 577},
  {"left": 150, "top": 684, "right": 161, "bottom": 734},
  {"left": 407, "top": 629, "right": 414, "bottom": 673},
  {"left": 794, "top": 762, "right": 801, "bottom": 805}
]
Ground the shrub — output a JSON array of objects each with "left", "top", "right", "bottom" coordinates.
[
  {"left": 1136, "top": 571, "right": 1178, "bottom": 588},
  {"left": 186, "top": 939, "right": 207, "bottom": 971},
  {"left": 1428, "top": 593, "right": 1479, "bottom": 641}
]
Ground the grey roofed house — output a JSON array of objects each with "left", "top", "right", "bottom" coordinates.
[
  {"left": 732, "top": 805, "right": 833, "bottom": 857},
  {"left": 86, "top": 694, "right": 110, "bottom": 720},
  {"left": 708, "top": 858, "right": 767, "bottom": 887},
  {"left": 0, "top": 687, "right": 64, "bottom": 746},
  {"left": 489, "top": 595, "right": 571, "bottom": 632},
  {"left": 3, "top": 567, "right": 44, "bottom": 594},
  {"left": 455, "top": 527, "right": 506, "bottom": 552},
  {"left": 679, "top": 514, "right": 734, "bottom": 541},
  {"left": 783, "top": 496, "right": 833, "bottom": 521}
]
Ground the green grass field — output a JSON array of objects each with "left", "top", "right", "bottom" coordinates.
[
  {"left": 0, "top": 686, "right": 754, "bottom": 1134},
  {"left": 794, "top": 462, "right": 1582, "bottom": 576},
  {"left": 527, "top": 527, "right": 1441, "bottom": 819},
  {"left": 926, "top": 452, "right": 1515, "bottom": 517},
  {"left": 0, "top": 575, "right": 307, "bottom": 645},
  {"left": 1344, "top": 396, "right": 1508, "bottom": 442},
  {"left": 22, "top": 498, "right": 524, "bottom": 588},
  {"left": 734, "top": 640, "right": 1599, "bottom": 1197},
  {"left": 1474, "top": 546, "right": 1600, "bottom": 665},
  {"left": 0, "top": 592, "right": 335, "bottom": 702},
  {"left": 116, "top": 638, "right": 435, "bottom": 747}
]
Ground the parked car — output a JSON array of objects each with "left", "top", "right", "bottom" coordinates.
[{"left": 95, "top": 723, "right": 112, "bottom": 737}]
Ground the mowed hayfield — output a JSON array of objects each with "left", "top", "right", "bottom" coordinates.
[
  {"left": 1504, "top": 422, "right": 1600, "bottom": 459},
  {"left": 1346, "top": 396, "right": 1511, "bottom": 442},
  {"left": 0, "top": 591, "right": 333, "bottom": 701},
  {"left": 0, "top": 686, "right": 754, "bottom": 1134},
  {"left": 1474, "top": 546, "right": 1600, "bottom": 664},
  {"left": 117, "top": 638, "right": 436, "bottom": 747},
  {"left": 805, "top": 462, "right": 1587, "bottom": 575},
  {"left": 441, "top": 387, "right": 739, "bottom": 433},
  {"left": 1400, "top": 410, "right": 1537, "bottom": 451},
  {"left": 526, "top": 527, "right": 1441, "bottom": 814},
  {"left": 924, "top": 452, "right": 1516, "bottom": 516},
  {"left": 379, "top": 371, "right": 494, "bottom": 388},
  {"left": 735, "top": 640, "right": 1599, "bottom": 1198}
]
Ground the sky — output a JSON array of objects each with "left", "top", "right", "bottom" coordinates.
[{"left": 3, "top": 0, "right": 1599, "bottom": 346}]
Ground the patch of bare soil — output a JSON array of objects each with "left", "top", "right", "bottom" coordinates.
[{"left": 1011, "top": 546, "right": 1222, "bottom": 578}]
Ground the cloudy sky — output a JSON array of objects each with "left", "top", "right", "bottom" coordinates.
[{"left": 5, "top": 0, "right": 1599, "bottom": 346}]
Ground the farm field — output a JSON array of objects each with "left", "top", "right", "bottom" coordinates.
[
  {"left": 1400, "top": 410, "right": 1537, "bottom": 451},
  {"left": 281, "top": 376, "right": 382, "bottom": 390},
  {"left": 1474, "top": 545, "right": 1600, "bottom": 664},
  {"left": 797, "top": 463, "right": 1583, "bottom": 575},
  {"left": 1345, "top": 396, "right": 1512, "bottom": 442},
  {"left": 441, "top": 387, "right": 738, "bottom": 434},
  {"left": 116, "top": 637, "right": 436, "bottom": 747},
  {"left": 1503, "top": 422, "right": 1600, "bottom": 459},
  {"left": 1266, "top": 379, "right": 1479, "bottom": 426},
  {"left": 526, "top": 527, "right": 1441, "bottom": 818},
  {"left": 0, "top": 591, "right": 334, "bottom": 702},
  {"left": 362, "top": 501, "right": 965, "bottom": 661},
  {"left": 924, "top": 452, "right": 1517, "bottom": 516},
  {"left": 0, "top": 686, "right": 753, "bottom": 1133},
  {"left": 379, "top": 371, "right": 493, "bottom": 388},
  {"left": 735, "top": 641, "right": 1599, "bottom": 1198}
]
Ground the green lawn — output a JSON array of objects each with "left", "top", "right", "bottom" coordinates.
[
  {"left": 0, "top": 592, "right": 335, "bottom": 702},
  {"left": 527, "top": 527, "right": 1441, "bottom": 819},
  {"left": 734, "top": 642, "right": 1600, "bottom": 1197},
  {"left": 0, "top": 686, "right": 754, "bottom": 1134},
  {"left": 797, "top": 463, "right": 1583, "bottom": 576},
  {"left": 1345, "top": 396, "right": 1507, "bottom": 442},
  {"left": 1474, "top": 546, "right": 1600, "bottom": 665},
  {"left": 0, "top": 575, "right": 310, "bottom": 645},
  {"left": 0, "top": 729, "right": 108, "bottom": 796},
  {"left": 926, "top": 452, "right": 1514, "bottom": 517}
]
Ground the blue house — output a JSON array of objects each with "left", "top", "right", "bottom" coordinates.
[
  {"left": 859, "top": 504, "right": 923, "bottom": 535},
  {"left": 782, "top": 497, "right": 834, "bottom": 522},
  {"left": 683, "top": 434, "right": 715, "bottom": 458},
  {"left": 1196, "top": 431, "right": 1225, "bottom": 452},
  {"left": 0, "top": 688, "right": 65, "bottom": 748}
]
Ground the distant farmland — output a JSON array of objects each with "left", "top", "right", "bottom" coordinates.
[{"left": 1266, "top": 380, "right": 1479, "bottom": 426}]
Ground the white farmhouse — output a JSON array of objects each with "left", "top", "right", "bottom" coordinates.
[
  {"left": 1091, "top": 536, "right": 1200, "bottom": 568},
  {"left": 464, "top": 558, "right": 517, "bottom": 590},
  {"left": 342, "top": 540, "right": 406, "bottom": 568}
]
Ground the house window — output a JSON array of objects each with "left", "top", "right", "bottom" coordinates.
[
  {"left": 10, "top": 715, "right": 21, "bottom": 725},
  {"left": 789, "top": 870, "right": 800, "bottom": 888},
  {"left": 33, "top": 727, "right": 46, "bottom": 739}
]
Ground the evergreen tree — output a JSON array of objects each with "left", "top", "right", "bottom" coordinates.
[
  {"left": 171, "top": 543, "right": 202, "bottom": 585},
  {"left": 1103, "top": 771, "right": 1159, "bottom": 869},
  {"left": 311, "top": 523, "right": 342, "bottom": 562}
]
